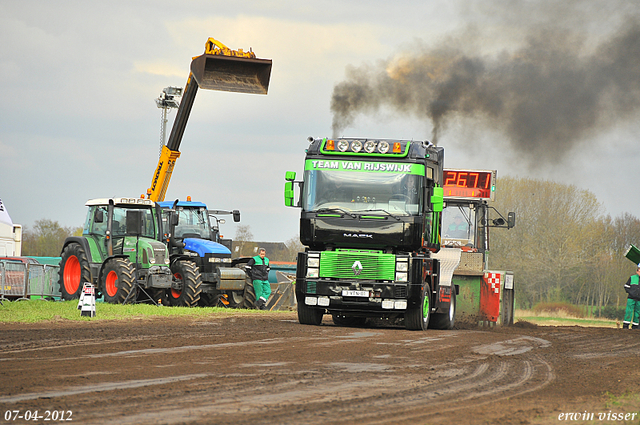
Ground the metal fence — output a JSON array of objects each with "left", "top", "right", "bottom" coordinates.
[{"left": 0, "top": 261, "right": 61, "bottom": 301}]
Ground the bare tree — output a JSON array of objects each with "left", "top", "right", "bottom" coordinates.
[
  {"left": 22, "top": 219, "right": 82, "bottom": 257},
  {"left": 234, "top": 224, "right": 257, "bottom": 257},
  {"left": 489, "top": 176, "right": 607, "bottom": 308},
  {"left": 285, "top": 235, "right": 305, "bottom": 262}
]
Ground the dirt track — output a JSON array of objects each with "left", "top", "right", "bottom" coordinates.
[{"left": 1, "top": 313, "right": 639, "bottom": 424}]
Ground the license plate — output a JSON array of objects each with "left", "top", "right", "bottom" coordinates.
[{"left": 342, "top": 290, "right": 370, "bottom": 297}]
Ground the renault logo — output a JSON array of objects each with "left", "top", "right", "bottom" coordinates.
[{"left": 352, "top": 260, "right": 363, "bottom": 276}]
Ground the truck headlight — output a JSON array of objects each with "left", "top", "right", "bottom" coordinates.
[
  {"left": 308, "top": 257, "right": 319, "bottom": 268},
  {"left": 396, "top": 261, "right": 408, "bottom": 272},
  {"left": 395, "top": 272, "right": 408, "bottom": 282},
  {"left": 307, "top": 268, "right": 319, "bottom": 278}
]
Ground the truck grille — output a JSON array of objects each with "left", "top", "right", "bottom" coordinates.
[{"left": 319, "top": 250, "right": 395, "bottom": 280}]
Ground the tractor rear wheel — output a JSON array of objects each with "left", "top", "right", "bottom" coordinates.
[
  {"left": 59, "top": 243, "right": 92, "bottom": 300},
  {"left": 167, "top": 260, "right": 202, "bottom": 307},
  {"left": 101, "top": 258, "right": 135, "bottom": 304}
]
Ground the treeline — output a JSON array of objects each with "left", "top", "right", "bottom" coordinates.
[
  {"left": 488, "top": 176, "right": 640, "bottom": 311},
  {"left": 20, "top": 220, "right": 305, "bottom": 262},
  {"left": 21, "top": 219, "right": 82, "bottom": 257}
]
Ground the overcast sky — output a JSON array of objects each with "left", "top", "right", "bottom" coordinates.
[{"left": 1, "top": 0, "right": 639, "bottom": 245}]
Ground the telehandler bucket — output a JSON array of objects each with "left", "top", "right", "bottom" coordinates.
[{"left": 191, "top": 54, "right": 272, "bottom": 95}]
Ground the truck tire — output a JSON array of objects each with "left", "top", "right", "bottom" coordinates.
[
  {"left": 101, "top": 258, "right": 135, "bottom": 304},
  {"left": 405, "top": 286, "right": 431, "bottom": 330},
  {"left": 430, "top": 288, "right": 456, "bottom": 330},
  {"left": 167, "top": 260, "right": 202, "bottom": 307},
  {"left": 332, "top": 314, "right": 366, "bottom": 327},
  {"left": 298, "top": 303, "right": 323, "bottom": 325},
  {"left": 59, "top": 243, "right": 92, "bottom": 300}
]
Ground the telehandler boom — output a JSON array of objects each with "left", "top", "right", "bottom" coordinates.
[{"left": 147, "top": 38, "right": 272, "bottom": 202}]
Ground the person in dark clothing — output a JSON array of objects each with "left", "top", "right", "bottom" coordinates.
[
  {"left": 623, "top": 265, "right": 640, "bottom": 329},
  {"left": 246, "top": 248, "right": 271, "bottom": 310}
]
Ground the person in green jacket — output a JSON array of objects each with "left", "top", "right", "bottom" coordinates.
[
  {"left": 246, "top": 248, "right": 271, "bottom": 310},
  {"left": 623, "top": 265, "right": 640, "bottom": 329}
]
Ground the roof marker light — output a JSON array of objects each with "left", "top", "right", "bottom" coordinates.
[{"left": 364, "top": 140, "right": 376, "bottom": 153}]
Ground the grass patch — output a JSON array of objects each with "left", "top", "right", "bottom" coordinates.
[
  {"left": 0, "top": 299, "right": 279, "bottom": 323},
  {"left": 515, "top": 309, "right": 619, "bottom": 328},
  {"left": 532, "top": 301, "right": 585, "bottom": 317}
]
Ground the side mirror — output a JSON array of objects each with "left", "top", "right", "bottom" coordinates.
[
  {"left": 507, "top": 212, "right": 516, "bottom": 229},
  {"left": 94, "top": 209, "right": 104, "bottom": 223},
  {"left": 232, "top": 210, "right": 241, "bottom": 222},
  {"left": 170, "top": 212, "right": 179, "bottom": 226},
  {"left": 285, "top": 181, "right": 295, "bottom": 207},
  {"left": 430, "top": 187, "right": 444, "bottom": 212}
]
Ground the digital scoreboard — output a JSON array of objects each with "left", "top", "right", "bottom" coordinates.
[{"left": 442, "top": 169, "right": 496, "bottom": 200}]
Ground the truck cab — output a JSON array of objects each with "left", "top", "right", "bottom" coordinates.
[{"left": 286, "top": 137, "right": 454, "bottom": 330}]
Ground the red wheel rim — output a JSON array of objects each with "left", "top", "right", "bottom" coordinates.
[
  {"left": 106, "top": 270, "right": 118, "bottom": 297},
  {"left": 171, "top": 272, "right": 183, "bottom": 298},
  {"left": 63, "top": 255, "right": 81, "bottom": 294}
]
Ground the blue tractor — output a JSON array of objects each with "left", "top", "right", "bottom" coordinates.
[{"left": 158, "top": 199, "right": 251, "bottom": 307}]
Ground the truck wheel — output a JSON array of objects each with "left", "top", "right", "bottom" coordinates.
[
  {"left": 298, "top": 303, "right": 323, "bottom": 325},
  {"left": 405, "top": 286, "right": 431, "bottom": 330},
  {"left": 430, "top": 288, "right": 456, "bottom": 330},
  {"left": 332, "top": 314, "right": 366, "bottom": 327},
  {"left": 167, "top": 260, "right": 202, "bottom": 307},
  {"left": 59, "top": 243, "right": 92, "bottom": 300},
  {"left": 101, "top": 258, "right": 135, "bottom": 304}
]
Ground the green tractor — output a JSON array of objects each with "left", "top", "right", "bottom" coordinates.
[{"left": 58, "top": 197, "right": 173, "bottom": 304}]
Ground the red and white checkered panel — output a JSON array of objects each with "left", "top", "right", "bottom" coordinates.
[{"left": 484, "top": 272, "right": 501, "bottom": 294}]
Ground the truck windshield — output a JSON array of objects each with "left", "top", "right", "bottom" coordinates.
[
  {"left": 442, "top": 204, "right": 475, "bottom": 247},
  {"left": 302, "top": 169, "right": 423, "bottom": 216},
  {"left": 174, "top": 207, "right": 211, "bottom": 239}
]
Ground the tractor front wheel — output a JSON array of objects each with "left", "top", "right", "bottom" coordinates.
[
  {"left": 101, "top": 258, "right": 135, "bottom": 304},
  {"left": 59, "top": 243, "right": 92, "bottom": 300},
  {"left": 167, "top": 260, "right": 202, "bottom": 307}
]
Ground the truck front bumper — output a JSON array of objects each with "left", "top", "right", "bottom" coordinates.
[{"left": 297, "top": 278, "right": 420, "bottom": 314}]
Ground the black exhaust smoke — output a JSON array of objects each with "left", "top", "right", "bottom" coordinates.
[{"left": 331, "top": 5, "right": 640, "bottom": 164}]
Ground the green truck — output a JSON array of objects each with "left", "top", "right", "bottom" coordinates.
[{"left": 285, "top": 137, "right": 451, "bottom": 330}]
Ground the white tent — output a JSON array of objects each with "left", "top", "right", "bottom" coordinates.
[
  {"left": 0, "top": 198, "right": 21, "bottom": 256},
  {"left": 0, "top": 198, "right": 13, "bottom": 227}
]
